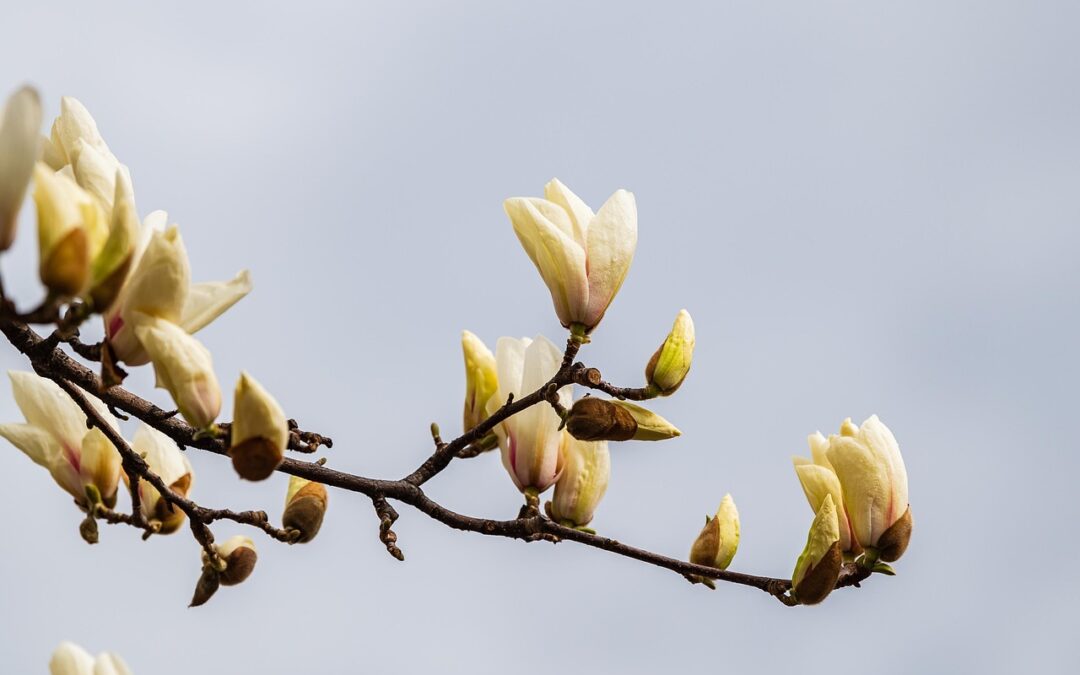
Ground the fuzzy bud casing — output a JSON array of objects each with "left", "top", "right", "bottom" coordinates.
[
  {"left": 283, "top": 475, "right": 328, "bottom": 543},
  {"left": 565, "top": 397, "right": 681, "bottom": 442},
  {"left": 229, "top": 372, "right": 288, "bottom": 480},
  {"left": 689, "top": 494, "right": 740, "bottom": 570}
]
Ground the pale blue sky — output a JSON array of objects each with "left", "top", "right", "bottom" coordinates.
[{"left": 2, "top": 2, "right": 1078, "bottom": 673}]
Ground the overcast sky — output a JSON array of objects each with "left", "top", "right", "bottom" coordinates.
[{"left": 2, "top": 2, "right": 1078, "bottom": 673}]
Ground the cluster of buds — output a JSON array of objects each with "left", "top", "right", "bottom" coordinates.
[{"left": 49, "top": 641, "right": 132, "bottom": 675}]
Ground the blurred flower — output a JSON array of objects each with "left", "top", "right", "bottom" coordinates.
[
  {"left": 689, "top": 494, "right": 740, "bottom": 570},
  {"left": 0, "top": 371, "right": 121, "bottom": 507},
  {"left": 504, "top": 178, "right": 637, "bottom": 333},
  {"left": 283, "top": 475, "right": 328, "bottom": 543},
  {"left": 129, "top": 424, "right": 194, "bottom": 534},
  {"left": 50, "top": 641, "right": 131, "bottom": 675},
  {"left": 547, "top": 437, "right": 610, "bottom": 528},
  {"left": 791, "top": 493, "right": 843, "bottom": 605},
  {"left": 229, "top": 372, "right": 288, "bottom": 480},
  {"left": 0, "top": 85, "right": 42, "bottom": 251},
  {"left": 87, "top": 174, "right": 139, "bottom": 310},
  {"left": 646, "top": 309, "right": 695, "bottom": 395},
  {"left": 32, "top": 163, "right": 107, "bottom": 295},
  {"left": 461, "top": 330, "right": 498, "bottom": 432},
  {"left": 564, "top": 397, "right": 680, "bottom": 442},
  {"left": 826, "top": 415, "right": 912, "bottom": 561},
  {"left": 134, "top": 314, "right": 222, "bottom": 429},
  {"left": 488, "top": 335, "right": 570, "bottom": 493}
]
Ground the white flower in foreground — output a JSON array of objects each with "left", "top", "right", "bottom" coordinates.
[
  {"left": 49, "top": 641, "right": 132, "bottom": 675},
  {"left": 0, "top": 371, "right": 121, "bottom": 507},
  {"left": 0, "top": 84, "right": 42, "bottom": 251},
  {"left": 504, "top": 178, "right": 637, "bottom": 333},
  {"left": 488, "top": 335, "right": 571, "bottom": 493}
]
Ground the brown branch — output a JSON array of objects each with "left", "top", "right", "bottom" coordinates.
[{"left": 0, "top": 317, "right": 885, "bottom": 605}]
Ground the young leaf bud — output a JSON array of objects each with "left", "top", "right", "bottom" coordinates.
[
  {"left": 689, "top": 494, "right": 740, "bottom": 570},
  {"left": 283, "top": 475, "right": 328, "bottom": 543},
  {"left": 229, "top": 372, "right": 288, "bottom": 481},
  {"left": 791, "top": 493, "right": 843, "bottom": 605},
  {"left": 565, "top": 397, "right": 681, "bottom": 442},
  {"left": 645, "top": 309, "right": 695, "bottom": 396}
]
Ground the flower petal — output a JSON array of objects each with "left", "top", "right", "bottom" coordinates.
[
  {"left": 178, "top": 269, "right": 252, "bottom": 335},
  {"left": 50, "top": 642, "right": 95, "bottom": 675},
  {"left": 584, "top": 189, "right": 637, "bottom": 327},
  {"left": 0, "top": 85, "right": 42, "bottom": 250}
]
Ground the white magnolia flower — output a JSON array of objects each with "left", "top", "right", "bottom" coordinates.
[
  {"left": 0, "top": 84, "right": 42, "bottom": 251},
  {"left": 50, "top": 641, "right": 132, "bottom": 675}
]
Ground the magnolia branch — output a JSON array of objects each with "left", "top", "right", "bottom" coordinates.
[{"left": 0, "top": 317, "right": 877, "bottom": 605}]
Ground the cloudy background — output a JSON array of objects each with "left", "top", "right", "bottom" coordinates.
[{"left": 2, "top": 1, "right": 1078, "bottom": 673}]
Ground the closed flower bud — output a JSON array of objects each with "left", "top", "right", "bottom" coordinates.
[
  {"left": 565, "top": 397, "right": 681, "bottom": 442},
  {"left": 0, "top": 85, "right": 42, "bottom": 251},
  {"left": 547, "top": 438, "right": 610, "bottom": 528},
  {"left": 205, "top": 535, "right": 258, "bottom": 586},
  {"left": 504, "top": 179, "right": 637, "bottom": 333},
  {"left": 87, "top": 173, "right": 138, "bottom": 310},
  {"left": 792, "top": 432, "right": 857, "bottom": 555},
  {"left": 129, "top": 424, "right": 194, "bottom": 534},
  {"left": 229, "top": 372, "right": 287, "bottom": 481},
  {"left": 0, "top": 371, "right": 122, "bottom": 508},
  {"left": 461, "top": 330, "right": 498, "bottom": 432},
  {"left": 33, "top": 163, "right": 108, "bottom": 295},
  {"left": 825, "top": 415, "right": 911, "bottom": 561},
  {"left": 283, "top": 475, "right": 328, "bottom": 543},
  {"left": 646, "top": 309, "right": 695, "bottom": 396},
  {"left": 689, "top": 494, "right": 740, "bottom": 570},
  {"left": 791, "top": 493, "right": 843, "bottom": 605},
  {"left": 134, "top": 315, "right": 221, "bottom": 429},
  {"left": 49, "top": 641, "right": 132, "bottom": 675},
  {"left": 489, "top": 335, "right": 570, "bottom": 493}
]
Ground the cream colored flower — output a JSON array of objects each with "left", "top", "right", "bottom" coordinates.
[
  {"left": 548, "top": 438, "right": 610, "bottom": 527},
  {"left": 488, "top": 335, "right": 571, "bottom": 493},
  {"left": 504, "top": 179, "right": 637, "bottom": 332},
  {"left": 792, "top": 431, "right": 855, "bottom": 554},
  {"left": 129, "top": 423, "right": 194, "bottom": 534},
  {"left": 49, "top": 641, "right": 132, "bottom": 675},
  {"left": 0, "top": 371, "right": 121, "bottom": 507},
  {"left": 0, "top": 85, "right": 42, "bottom": 251},
  {"left": 462, "top": 330, "right": 498, "bottom": 432},
  {"left": 32, "top": 163, "right": 108, "bottom": 295},
  {"left": 134, "top": 314, "right": 222, "bottom": 429}
]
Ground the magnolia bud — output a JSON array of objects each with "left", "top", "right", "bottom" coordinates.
[
  {"left": 565, "top": 397, "right": 680, "bottom": 442},
  {"left": 129, "top": 424, "right": 194, "bottom": 534},
  {"left": 547, "top": 438, "right": 610, "bottom": 528},
  {"left": 229, "top": 372, "right": 288, "bottom": 481},
  {"left": 207, "top": 535, "right": 258, "bottom": 586},
  {"left": 462, "top": 330, "right": 498, "bottom": 432},
  {"left": 689, "top": 494, "right": 740, "bottom": 570},
  {"left": 0, "top": 85, "right": 42, "bottom": 251},
  {"left": 33, "top": 164, "right": 107, "bottom": 295},
  {"left": 876, "top": 506, "right": 912, "bottom": 563},
  {"left": 189, "top": 566, "right": 220, "bottom": 608},
  {"left": 283, "top": 475, "right": 328, "bottom": 543},
  {"left": 87, "top": 173, "right": 138, "bottom": 310},
  {"left": 646, "top": 309, "right": 695, "bottom": 396},
  {"left": 791, "top": 493, "right": 843, "bottom": 605},
  {"left": 134, "top": 315, "right": 221, "bottom": 429}
]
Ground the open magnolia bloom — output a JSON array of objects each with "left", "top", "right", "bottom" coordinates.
[
  {"left": 104, "top": 224, "right": 251, "bottom": 366},
  {"left": 504, "top": 179, "right": 637, "bottom": 333},
  {"left": 0, "top": 371, "right": 122, "bottom": 508},
  {"left": 50, "top": 641, "right": 132, "bottom": 675},
  {"left": 548, "top": 437, "right": 610, "bottom": 528},
  {"left": 826, "top": 415, "right": 912, "bottom": 562},
  {"left": 488, "top": 335, "right": 571, "bottom": 493},
  {"left": 0, "top": 85, "right": 42, "bottom": 251},
  {"left": 792, "top": 431, "right": 857, "bottom": 555},
  {"left": 128, "top": 424, "right": 194, "bottom": 534}
]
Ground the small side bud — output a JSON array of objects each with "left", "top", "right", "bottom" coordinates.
[
  {"left": 689, "top": 494, "right": 740, "bottom": 570},
  {"left": 229, "top": 372, "right": 288, "bottom": 481},
  {"left": 79, "top": 513, "right": 99, "bottom": 545},
  {"left": 203, "top": 535, "right": 258, "bottom": 586},
  {"left": 461, "top": 330, "right": 498, "bottom": 432},
  {"left": 791, "top": 493, "right": 843, "bottom": 605},
  {"left": 645, "top": 309, "right": 695, "bottom": 396},
  {"left": 564, "top": 398, "right": 680, "bottom": 442},
  {"left": 282, "top": 475, "right": 328, "bottom": 543},
  {"left": 189, "top": 567, "right": 220, "bottom": 607},
  {"left": 875, "top": 506, "right": 912, "bottom": 562}
]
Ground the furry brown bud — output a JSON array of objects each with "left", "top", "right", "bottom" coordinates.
[
  {"left": 283, "top": 476, "right": 328, "bottom": 543},
  {"left": 875, "top": 506, "right": 912, "bottom": 563}
]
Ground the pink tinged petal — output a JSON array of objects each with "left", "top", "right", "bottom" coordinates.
[
  {"left": 583, "top": 189, "right": 637, "bottom": 328},
  {"left": 504, "top": 198, "right": 588, "bottom": 326},
  {"left": 827, "top": 436, "right": 892, "bottom": 548},
  {"left": 0, "top": 85, "right": 42, "bottom": 250},
  {"left": 179, "top": 270, "right": 253, "bottom": 334},
  {"left": 859, "top": 415, "right": 909, "bottom": 526}
]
